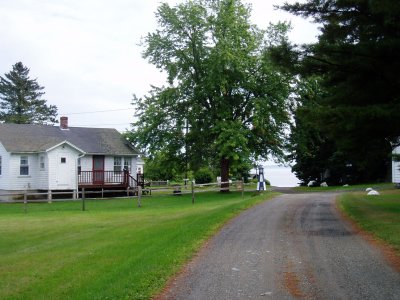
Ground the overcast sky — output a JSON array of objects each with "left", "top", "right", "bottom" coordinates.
[{"left": 0, "top": 0, "right": 319, "bottom": 132}]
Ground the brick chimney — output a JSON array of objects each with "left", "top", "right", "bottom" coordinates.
[{"left": 60, "top": 116, "right": 69, "bottom": 130}]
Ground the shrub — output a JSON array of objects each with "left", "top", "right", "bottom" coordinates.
[{"left": 194, "top": 167, "right": 214, "bottom": 184}]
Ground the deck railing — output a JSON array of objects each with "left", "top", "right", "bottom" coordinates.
[{"left": 78, "top": 170, "right": 129, "bottom": 186}]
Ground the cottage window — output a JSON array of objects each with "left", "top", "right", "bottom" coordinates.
[
  {"left": 61, "top": 157, "right": 66, "bottom": 164},
  {"left": 0, "top": 156, "right": 2, "bottom": 175},
  {"left": 124, "top": 158, "right": 131, "bottom": 172},
  {"left": 20, "top": 156, "right": 29, "bottom": 175},
  {"left": 39, "top": 156, "right": 45, "bottom": 170},
  {"left": 114, "top": 157, "right": 122, "bottom": 172}
]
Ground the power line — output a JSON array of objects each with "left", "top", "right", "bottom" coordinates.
[{"left": 60, "top": 107, "right": 135, "bottom": 115}]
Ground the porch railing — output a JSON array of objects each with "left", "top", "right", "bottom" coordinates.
[
  {"left": 78, "top": 171, "right": 145, "bottom": 189},
  {"left": 127, "top": 173, "right": 145, "bottom": 189},
  {"left": 78, "top": 170, "right": 129, "bottom": 186}
]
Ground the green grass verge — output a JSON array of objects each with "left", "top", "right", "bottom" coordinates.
[
  {"left": 338, "top": 189, "right": 400, "bottom": 253},
  {"left": 0, "top": 191, "right": 276, "bottom": 300},
  {"left": 294, "top": 182, "right": 393, "bottom": 193}
]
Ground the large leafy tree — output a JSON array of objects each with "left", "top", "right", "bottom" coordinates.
[
  {"left": 0, "top": 62, "right": 58, "bottom": 124},
  {"left": 142, "top": 150, "right": 184, "bottom": 181},
  {"left": 130, "top": 0, "right": 292, "bottom": 187},
  {"left": 279, "top": 0, "right": 400, "bottom": 183}
]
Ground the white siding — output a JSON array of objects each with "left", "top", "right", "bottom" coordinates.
[
  {"left": 0, "top": 146, "right": 79, "bottom": 192},
  {"left": 80, "top": 155, "right": 118, "bottom": 172},
  {"left": 131, "top": 158, "right": 137, "bottom": 176},
  {"left": 0, "top": 142, "right": 10, "bottom": 190},
  {"left": 0, "top": 144, "right": 49, "bottom": 192},
  {"left": 105, "top": 156, "right": 114, "bottom": 171},
  {"left": 8, "top": 153, "right": 39, "bottom": 190},
  {"left": 48, "top": 144, "right": 80, "bottom": 190},
  {"left": 36, "top": 154, "right": 49, "bottom": 189},
  {"left": 393, "top": 146, "right": 400, "bottom": 183},
  {"left": 79, "top": 155, "right": 139, "bottom": 173},
  {"left": 80, "top": 156, "right": 92, "bottom": 171}
]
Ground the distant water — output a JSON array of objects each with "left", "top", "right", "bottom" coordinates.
[{"left": 263, "top": 165, "right": 299, "bottom": 187}]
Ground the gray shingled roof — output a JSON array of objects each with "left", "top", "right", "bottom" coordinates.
[{"left": 0, "top": 123, "right": 139, "bottom": 155}]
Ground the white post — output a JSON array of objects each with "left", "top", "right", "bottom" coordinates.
[{"left": 47, "top": 189, "right": 52, "bottom": 203}]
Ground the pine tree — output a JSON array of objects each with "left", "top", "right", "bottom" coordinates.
[
  {"left": 279, "top": 0, "right": 400, "bottom": 183},
  {"left": 0, "top": 62, "right": 58, "bottom": 124}
]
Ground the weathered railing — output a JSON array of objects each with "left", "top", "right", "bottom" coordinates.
[
  {"left": 128, "top": 174, "right": 138, "bottom": 188},
  {"left": 78, "top": 170, "right": 129, "bottom": 186}
]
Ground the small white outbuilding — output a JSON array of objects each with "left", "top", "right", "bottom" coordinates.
[{"left": 392, "top": 145, "right": 400, "bottom": 187}]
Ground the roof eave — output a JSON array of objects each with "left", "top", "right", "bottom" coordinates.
[
  {"left": 46, "top": 140, "right": 86, "bottom": 154},
  {"left": 84, "top": 153, "right": 139, "bottom": 156}
]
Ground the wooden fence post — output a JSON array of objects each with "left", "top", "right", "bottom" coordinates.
[
  {"left": 24, "top": 191, "right": 27, "bottom": 214},
  {"left": 191, "top": 180, "right": 195, "bottom": 204},
  {"left": 137, "top": 185, "right": 142, "bottom": 208},
  {"left": 82, "top": 188, "right": 85, "bottom": 211},
  {"left": 47, "top": 189, "right": 52, "bottom": 203},
  {"left": 242, "top": 177, "right": 245, "bottom": 198}
]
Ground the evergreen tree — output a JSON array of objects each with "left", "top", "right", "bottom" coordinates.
[
  {"left": 0, "top": 62, "right": 58, "bottom": 124},
  {"left": 288, "top": 77, "right": 359, "bottom": 185},
  {"left": 279, "top": 0, "right": 400, "bottom": 183}
]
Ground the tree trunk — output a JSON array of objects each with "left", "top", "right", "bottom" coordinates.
[{"left": 220, "top": 157, "right": 230, "bottom": 193}]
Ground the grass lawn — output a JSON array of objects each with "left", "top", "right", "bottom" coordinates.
[
  {"left": 0, "top": 191, "right": 276, "bottom": 300},
  {"left": 294, "top": 182, "right": 393, "bottom": 193},
  {"left": 339, "top": 189, "right": 400, "bottom": 253}
]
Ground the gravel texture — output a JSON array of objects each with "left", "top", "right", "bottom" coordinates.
[{"left": 158, "top": 192, "right": 400, "bottom": 300}]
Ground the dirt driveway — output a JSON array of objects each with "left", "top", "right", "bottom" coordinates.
[{"left": 157, "top": 192, "right": 400, "bottom": 299}]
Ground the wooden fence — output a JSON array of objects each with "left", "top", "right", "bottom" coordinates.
[{"left": 0, "top": 179, "right": 263, "bottom": 212}]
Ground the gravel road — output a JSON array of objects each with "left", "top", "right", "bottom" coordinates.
[{"left": 159, "top": 192, "right": 400, "bottom": 300}]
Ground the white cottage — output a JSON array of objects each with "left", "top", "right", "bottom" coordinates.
[
  {"left": 393, "top": 145, "right": 400, "bottom": 187},
  {"left": 0, "top": 117, "right": 144, "bottom": 200}
]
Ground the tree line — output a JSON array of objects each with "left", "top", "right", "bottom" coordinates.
[
  {"left": 281, "top": 0, "right": 400, "bottom": 185},
  {"left": 2, "top": 0, "right": 398, "bottom": 187},
  {"left": 130, "top": 0, "right": 399, "bottom": 186}
]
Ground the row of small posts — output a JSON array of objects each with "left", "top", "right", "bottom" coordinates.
[
  {"left": 18, "top": 187, "right": 143, "bottom": 213},
  {"left": 20, "top": 176, "right": 257, "bottom": 213}
]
